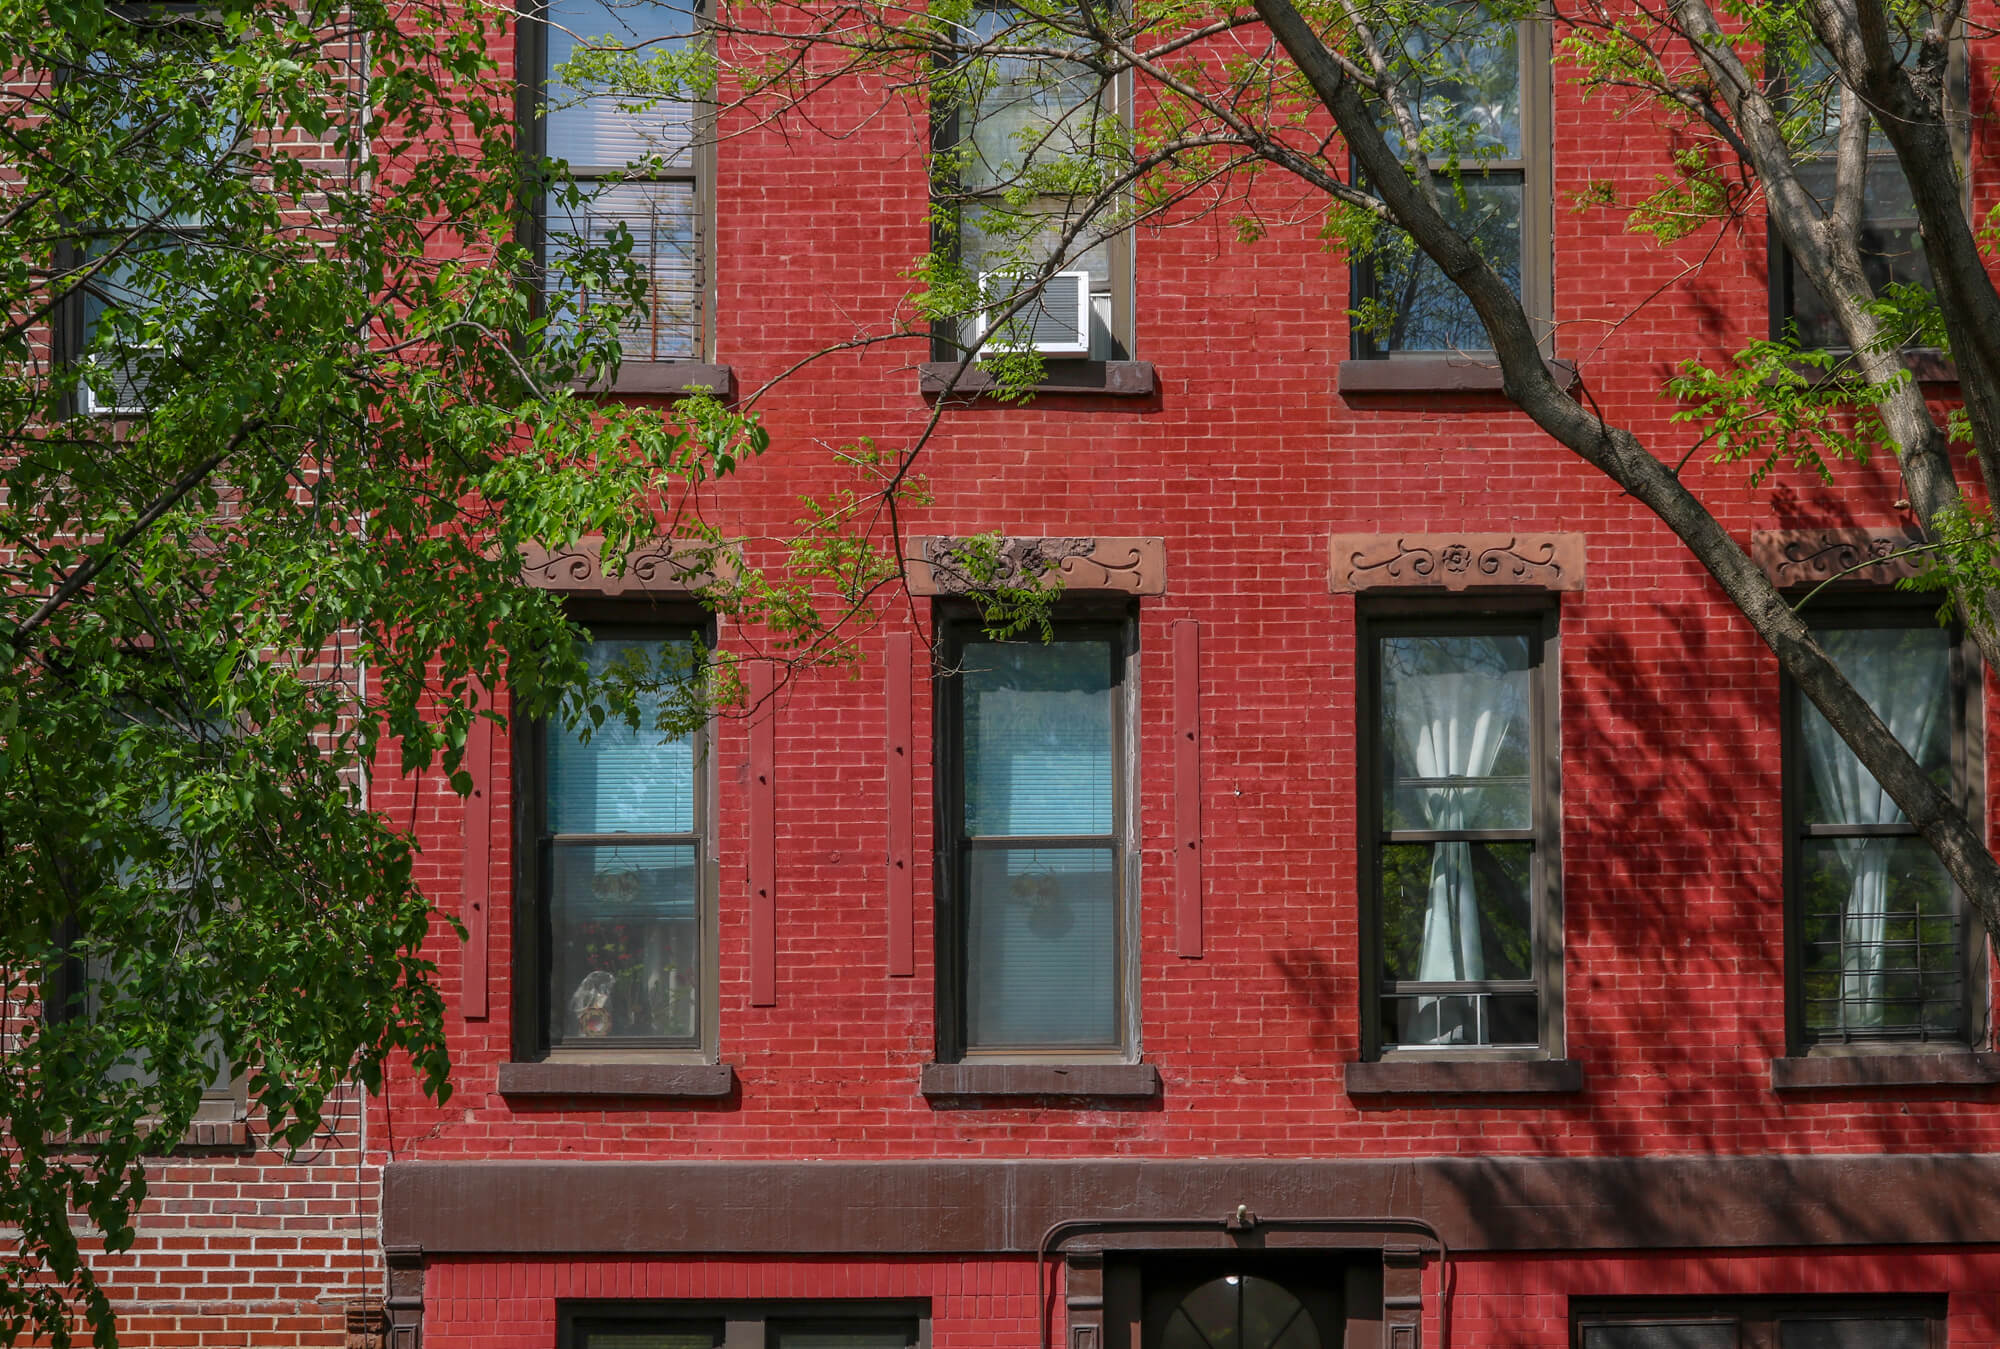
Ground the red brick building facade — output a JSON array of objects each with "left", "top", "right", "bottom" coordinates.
[{"left": 85, "top": 4, "right": 2000, "bottom": 1347}]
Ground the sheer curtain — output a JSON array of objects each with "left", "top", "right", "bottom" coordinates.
[
  {"left": 1798, "top": 628, "right": 1947, "bottom": 1029},
  {"left": 1390, "top": 665, "right": 1526, "bottom": 1042}
]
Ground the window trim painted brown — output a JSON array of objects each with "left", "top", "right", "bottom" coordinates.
[
  {"left": 511, "top": 603, "right": 720, "bottom": 1066},
  {"left": 1572, "top": 1296, "right": 1948, "bottom": 1349},
  {"left": 559, "top": 1301, "right": 931, "bottom": 1349},
  {"left": 1347, "top": 8, "right": 1554, "bottom": 363},
  {"left": 932, "top": 601, "right": 1141, "bottom": 1063},
  {"left": 1779, "top": 598, "right": 1987, "bottom": 1055},
  {"left": 517, "top": 0, "right": 718, "bottom": 371},
  {"left": 1356, "top": 596, "right": 1564, "bottom": 1061}
]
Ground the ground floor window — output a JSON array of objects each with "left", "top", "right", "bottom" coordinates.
[
  {"left": 1575, "top": 1298, "right": 1945, "bottom": 1348},
  {"left": 564, "top": 1303, "right": 927, "bottom": 1349}
]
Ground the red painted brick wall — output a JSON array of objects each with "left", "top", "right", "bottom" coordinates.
[
  {"left": 413, "top": 1250, "right": 2000, "bottom": 1349},
  {"left": 369, "top": 20, "right": 2000, "bottom": 1165}
]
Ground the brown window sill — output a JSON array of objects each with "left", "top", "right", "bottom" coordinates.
[
  {"left": 920, "top": 1061, "right": 1160, "bottom": 1100},
  {"left": 1770, "top": 1050, "right": 2000, "bottom": 1090},
  {"left": 498, "top": 1061, "right": 736, "bottom": 1099},
  {"left": 918, "top": 360, "right": 1156, "bottom": 398},
  {"left": 1344, "top": 1057, "right": 1583, "bottom": 1096},
  {"left": 1338, "top": 356, "right": 1578, "bottom": 395},
  {"left": 574, "top": 362, "right": 736, "bottom": 399}
]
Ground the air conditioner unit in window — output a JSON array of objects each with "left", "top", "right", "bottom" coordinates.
[
  {"left": 79, "top": 348, "right": 160, "bottom": 416},
  {"left": 974, "top": 270, "right": 1092, "bottom": 358}
]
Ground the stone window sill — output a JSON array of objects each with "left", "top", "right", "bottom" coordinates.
[
  {"left": 920, "top": 1061, "right": 1160, "bottom": 1101},
  {"left": 1338, "top": 356, "right": 1578, "bottom": 395},
  {"left": 575, "top": 362, "right": 736, "bottom": 399},
  {"left": 1770, "top": 1050, "right": 2000, "bottom": 1090},
  {"left": 918, "top": 360, "right": 1156, "bottom": 398},
  {"left": 1344, "top": 1057, "right": 1584, "bottom": 1096},
  {"left": 498, "top": 1061, "right": 737, "bottom": 1099}
]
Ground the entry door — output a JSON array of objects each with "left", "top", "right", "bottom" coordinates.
[{"left": 1141, "top": 1261, "right": 1347, "bottom": 1349}]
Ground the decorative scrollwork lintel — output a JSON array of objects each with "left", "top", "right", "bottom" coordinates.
[
  {"left": 909, "top": 536, "right": 1167, "bottom": 596},
  {"left": 518, "top": 535, "right": 725, "bottom": 595},
  {"left": 1750, "top": 528, "right": 1928, "bottom": 589},
  {"left": 1327, "top": 532, "right": 1586, "bottom": 593}
]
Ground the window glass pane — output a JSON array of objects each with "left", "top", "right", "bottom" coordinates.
[
  {"left": 1164, "top": 1277, "right": 1318, "bottom": 1349},
  {"left": 1394, "top": 9, "right": 1521, "bottom": 157},
  {"left": 85, "top": 955, "right": 234, "bottom": 1095},
  {"left": 961, "top": 6, "right": 1101, "bottom": 192},
  {"left": 775, "top": 1330, "right": 913, "bottom": 1349},
  {"left": 966, "top": 844, "right": 1116, "bottom": 1047},
  {"left": 543, "top": 0, "right": 694, "bottom": 167},
  {"left": 1798, "top": 626, "right": 1951, "bottom": 827},
  {"left": 545, "top": 179, "right": 700, "bottom": 363},
  {"left": 1382, "top": 989, "right": 1537, "bottom": 1049},
  {"left": 549, "top": 841, "right": 700, "bottom": 1044},
  {"left": 546, "top": 637, "right": 695, "bottom": 834},
  {"left": 1580, "top": 1325, "right": 1736, "bottom": 1349},
  {"left": 1381, "top": 633, "right": 1532, "bottom": 830},
  {"left": 1381, "top": 840, "right": 1532, "bottom": 982},
  {"left": 1788, "top": 160, "right": 1928, "bottom": 349},
  {"left": 1358, "top": 175, "right": 1521, "bottom": 355},
  {"left": 962, "top": 640, "right": 1113, "bottom": 837},
  {"left": 580, "top": 1332, "right": 716, "bottom": 1349},
  {"left": 1800, "top": 836, "right": 1961, "bottom": 1038},
  {"left": 1779, "top": 1320, "right": 1929, "bottom": 1349}
]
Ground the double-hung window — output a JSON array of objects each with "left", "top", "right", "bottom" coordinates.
[
  {"left": 936, "top": 612, "right": 1134, "bottom": 1057},
  {"left": 1771, "top": 47, "right": 1966, "bottom": 350},
  {"left": 1363, "top": 610, "right": 1561, "bottom": 1053},
  {"left": 526, "top": 0, "right": 707, "bottom": 364},
  {"left": 1350, "top": 5, "right": 1551, "bottom": 358},
  {"left": 519, "top": 621, "right": 713, "bottom": 1059},
  {"left": 1785, "top": 611, "right": 1978, "bottom": 1046},
  {"left": 938, "top": 3, "right": 1132, "bottom": 362}
]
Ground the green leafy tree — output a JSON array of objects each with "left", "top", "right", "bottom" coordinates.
[
  {"left": 571, "top": 0, "right": 2000, "bottom": 950},
  {"left": 0, "top": 0, "right": 920, "bottom": 1341}
]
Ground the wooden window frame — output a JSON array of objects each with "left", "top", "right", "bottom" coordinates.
[
  {"left": 517, "top": 0, "right": 717, "bottom": 367},
  {"left": 1572, "top": 1296, "right": 1948, "bottom": 1349},
  {"left": 511, "top": 603, "right": 719, "bottom": 1066},
  {"left": 1357, "top": 597, "right": 1564, "bottom": 1060},
  {"left": 1347, "top": 7, "right": 1553, "bottom": 361},
  {"left": 560, "top": 1301, "right": 931, "bottom": 1349},
  {"left": 1780, "top": 599, "right": 1986, "bottom": 1054},
  {"left": 929, "top": 3, "right": 1136, "bottom": 364},
  {"left": 932, "top": 601, "right": 1141, "bottom": 1063}
]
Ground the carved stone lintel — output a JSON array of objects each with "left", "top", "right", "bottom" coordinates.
[
  {"left": 383, "top": 1245, "right": 423, "bottom": 1349},
  {"left": 1751, "top": 528, "right": 1929, "bottom": 589},
  {"left": 1327, "top": 533, "right": 1585, "bottom": 593},
  {"left": 518, "top": 534, "right": 725, "bottom": 596},
  {"left": 909, "top": 536, "right": 1167, "bottom": 596}
]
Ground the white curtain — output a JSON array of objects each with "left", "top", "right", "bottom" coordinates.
[
  {"left": 1391, "top": 668, "right": 1525, "bottom": 1043},
  {"left": 1798, "top": 629, "right": 1947, "bottom": 1028}
]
